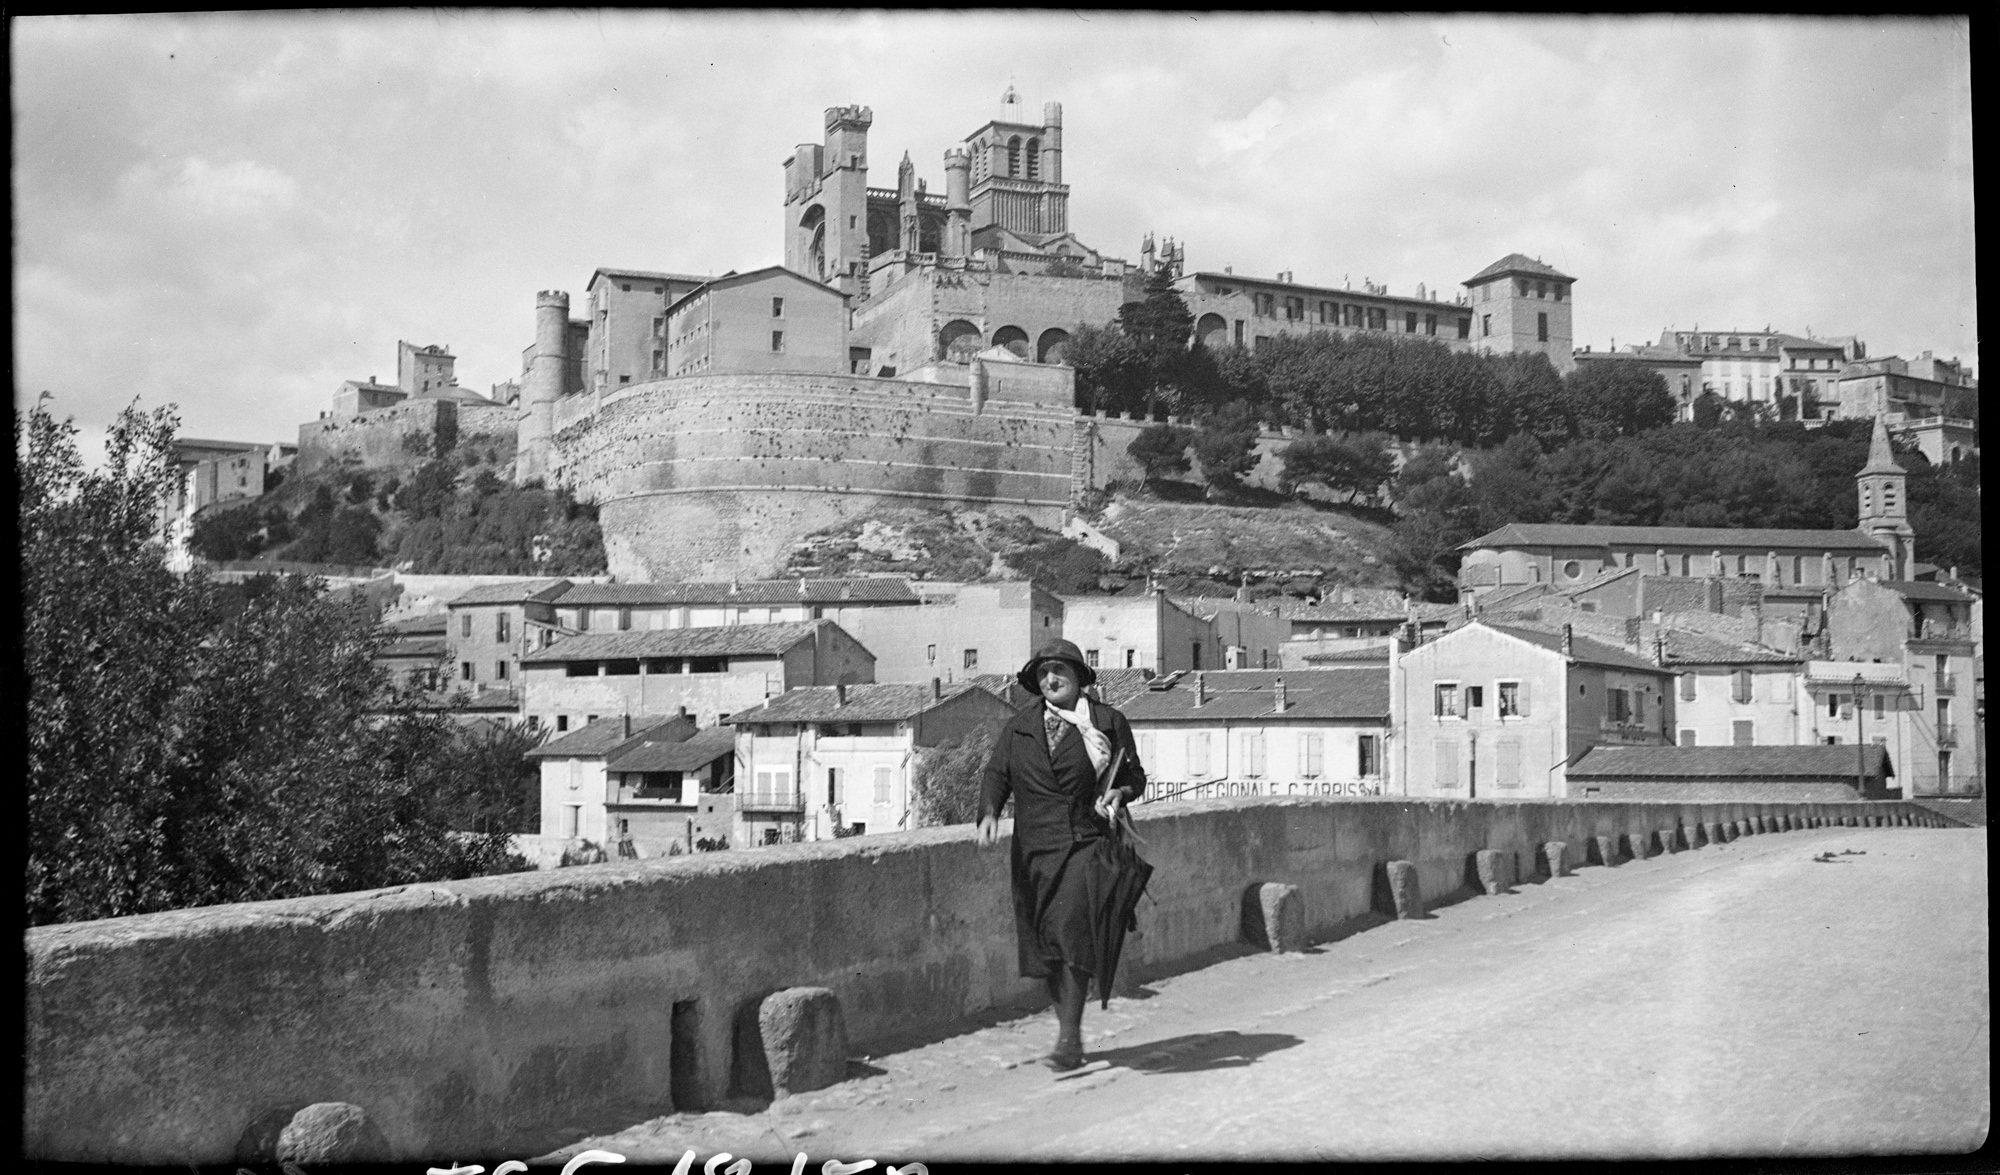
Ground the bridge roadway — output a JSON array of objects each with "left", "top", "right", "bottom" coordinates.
[{"left": 549, "top": 825, "right": 1988, "bottom": 1163}]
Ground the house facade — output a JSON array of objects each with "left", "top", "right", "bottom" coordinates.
[
  {"left": 838, "top": 580, "right": 1066, "bottom": 684},
  {"left": 1662, "top": 631, "right": 1806, "bottom": 748},
  {"left": 1059, "top": 589, "right": 1215, "bottom": 675},
  {"left": 520, "top": 619, "right": 876, "bottom": 733},
  {"left": 527, "top": 713, "right": 696, "bottom": 850},
  {"left": 1458, "top": 523, "right": 1897, "bottom": 606},
  {"left": 1392, "top": 621, "right": 1676, "bottom": 798},
  {"left": 724, "top": 681, "right": 1013, "bottom": 846},
  {"left": 1820, "top": 576, "right": 1981, "bottom": 795},
  {"left": 444, "top": 579, "right": 571, "bottom": 693},
  {"left": 1119, "top": 668, "right": 1390, "bottom": 802}
]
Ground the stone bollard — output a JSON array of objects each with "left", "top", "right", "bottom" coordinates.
[
  {"left": 276, "top": 1103, "right": 389, "bottom": 1165},
  {"left": 1591, "top": 835, "right": 1621, "bottom": 866},
  {"left": 1542, "top": 841, "right": 1570, "bottom": 877},
  {"left": 1661, "top": 828, "right": 1682, "bottom": 854},
  {"left": 1705, "top": 821, "right": 1726, "bottom": 845},
  {"left": 1384, "top": 860, "right": 1425, "bottom": 919},
  {"left": 1753, "top": 816, "right": 1767, "bottom": 833},
  {"left": 1244, "top": 882, "right": 1304, "bottom": 952},
  {"left": 1688, "top": 823, "right": 1707, "bottom": 848},
  {"left": 1624, "top": 832, "right": 1651, "bottom": 861},
  {"left": 760, "top": 987, "right": 850, "bottom": 1098},
  {"left": 1474, "top": 849, "right": 1515, "bottom": 895}
]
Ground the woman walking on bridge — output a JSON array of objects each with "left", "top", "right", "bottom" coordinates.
[{"left": 977, "top": 639, "right": 1152, "bottom": 1072}]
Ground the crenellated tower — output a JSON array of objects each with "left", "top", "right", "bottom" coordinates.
[
  {"left": 1856, "top": 414, "right": 1915, "bottom": 580},
  {"left": 782, "top": 105, "right": 874, "bottom": 294}
]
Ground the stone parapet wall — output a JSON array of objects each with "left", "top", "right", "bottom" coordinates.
[
  {"left": 552, "top": 374, "right": 1075, "bottom": 580},
  {"left": 299, "top": 399, "right": 516, "bottom": 476},
  {"left": 25, "top": 795, "right": 1937, "bottom": 1165}
]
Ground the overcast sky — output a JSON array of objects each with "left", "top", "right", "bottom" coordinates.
[{"left": 13, "top": 12, "right": 1975, "bottom": 455}]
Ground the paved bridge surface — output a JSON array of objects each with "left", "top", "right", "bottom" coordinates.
[{"left": 550, "top": 825, "right": 1988, "bottom": 1163}]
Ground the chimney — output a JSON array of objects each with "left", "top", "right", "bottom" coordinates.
[
  {"left": 931, "top": 676, "right": 942, "bottom": 701},
  {"left": 1561, "top": 624, "right": 1574, "bottom": 659},
  {"left": 1652, "top": 633, "right": 1666, "bottom": 667},
  {"left": 836, "top": 682, "right": 848, "bottom": 706},
  {"left": 1193, "top": 672, "right": 1206, "bottom": 707},
  {"left": 1273, "top": 677, "right": 1287, "bottom": 712},
  {"left": 622, "top": 713, "right": 632, "bottom": 739},
  {"left": 1623, "top": 616, "right": 1642, "bottom": 652}
]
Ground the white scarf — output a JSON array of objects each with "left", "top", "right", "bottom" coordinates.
[{"left": 1049, "top": 697, "right": 1113, "bottom": 778}]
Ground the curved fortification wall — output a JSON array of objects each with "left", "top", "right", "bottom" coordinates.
[{"left": 551, "top": 371, "right": 1077, "bottom": 581}]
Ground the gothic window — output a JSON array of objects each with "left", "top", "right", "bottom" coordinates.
[{"left": 1026, "top": 137, "right": 1040, "bottom": 179}]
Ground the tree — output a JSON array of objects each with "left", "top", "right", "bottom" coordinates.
[
  {"left": 436, "top": 721, "right": 550, "bottom": 835},
  {"left": 1114, "top": 268, "right": 1198, "bottom": 416},
  {"left": 1127, "top": 423, "right": 1194, "bottom": 482},
  {"left": 1191, "top": 401, "right": 1262, "bottom": 495},
  {"left": 1558, "top": 362, "right": 1675, "bottom": 443},
  {"left": 1387, "top": 443, "right": 1481, "bottom": 601},
  {"left": 909, "top": 725, "right": 997, "bottom": 827},
  {"left": 1065, "top": 323, "right": 1150, "bottom": 416},
  {"left": 1690, "top": 390, "right": 1726, "bottom": 429},
  {"left": 22, "top": 402, "right": 525, "bottom": 926},
  {"left": 1277, "top": 431, "right": 1395, "bottom": 503}
]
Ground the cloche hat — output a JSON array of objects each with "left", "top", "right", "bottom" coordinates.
[{"left": 1016, "top": 638, "right": 1097, "bottom": 695}]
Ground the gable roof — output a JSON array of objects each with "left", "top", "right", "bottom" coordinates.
[
  {"left": 1119, "top": 668, "right": 1388, "bottom": 722},
  {"left": 524, "top": 714, "right": 684, "bottom": 759},
  {"left": 523, "top": 620, "right": 844, "bottom": 664},
  {"left": 666, "top": 265, "right": 844, "bottom": 317},
  {"left": 1659, "top": 630, "right": 1801, "bottom": 666},
  {"left": 1463, "top": 522, "right": 1882, "bottom": 552},
  {"left": 722, "top": 682, "right": 992, "bottom": 725},
  {"left": 1569, "top": 744, "right": 1891, "bottom": 780},
  {"left": 588, "top": 267, "right": 713, "bottom": 289},
  {"left": 554, "top": 578, "right": 921, "bottom": 607},
  {"left": 448, "top": 579, "right": 572, "bottom": 606},
  {"left": 1478, "top": 622, "right": 1669, "bottom": 674},
  {"left": 1464, "top": 253, "right": 1575, "bottom": 284},
  {"left": 607, "top": 725, "right": 737, "bottom": 773},
  {"left": 1275, "top": 588, "right": 1408, "bottom": 623},
  {"left": 1876, "top": 580, "right": 1977, "bottom": 603}
]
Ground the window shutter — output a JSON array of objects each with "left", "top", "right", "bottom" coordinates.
[
  {"left": 1732, "top": 720, "right": 1755, "bottom": 747},
  {"left": 1434, "top": 740, "right": 1458, "bottom": 789},
  {"left": 1496, "top": 738, "right": 1521, "bottom": 789},
  {"left": 1517, "top": 680, "right": 1531, "bottom": 717},
  {"left": 1680, "top": 674, "right": 1697, "bottom": 701},
  {"left": 1733, "top": 670, "right": 1752, "bottom": 704}
]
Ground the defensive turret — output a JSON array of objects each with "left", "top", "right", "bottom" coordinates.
[{"left": 516, "top": 289, "right": 569, "bottom": 484}]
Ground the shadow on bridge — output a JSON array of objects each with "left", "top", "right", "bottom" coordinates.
[{"left": 1089, "top": 1030, "right": 1303, "bottom": 1075}]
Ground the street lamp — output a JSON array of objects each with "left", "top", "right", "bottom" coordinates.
[{"left": 1853, "top": 673, "right": 1866, "bottom": 799}]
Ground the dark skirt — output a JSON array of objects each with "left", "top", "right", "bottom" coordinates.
[{"left": 1013, "top": 838, "right": 1103, "bottom": 980}]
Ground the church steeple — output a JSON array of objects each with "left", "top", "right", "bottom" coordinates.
[{"left": 1856, "top": 414, "right": 1914, "bottom": 581}]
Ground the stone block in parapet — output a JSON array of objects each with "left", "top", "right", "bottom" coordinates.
[
  {"left": 759, "top": 987, "right": 850, "bottom": 1098},
  {"left": 1242, "top": 882, "right": 1304, "bottom": 952}
]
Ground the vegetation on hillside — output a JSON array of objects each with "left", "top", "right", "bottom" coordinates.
[
  {"left": 21, "top": 403, "right": 533, "bottom": 926},
  {"left": 188, "top": 447, "right": 605, "bottom": 575},
  {"left": 781, "top": 507, "right": 1110, "bottom": 592}
]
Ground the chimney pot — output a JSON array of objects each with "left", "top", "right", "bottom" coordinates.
[
  {"left": 932, "top": 676, "right": 942, "bottom": 700},
  {"left": 1561, "top": 624, "right": 1574, "bottom": 658},
  {"left": 623, "top": 713, "right": 631, "bottom": 738},
  {"left": 836, "top": 682, "right": 848, "bottom": 706},
  {"left": 1193, "top": 672, "right": 1206, "bottom": 707},
  {"left": 1273, "top": 676, "right": 1287, "bottom": 712}
]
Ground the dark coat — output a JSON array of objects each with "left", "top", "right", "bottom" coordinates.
[{"left": 980, "top": 697, "right": 1150, "bottom": 988}]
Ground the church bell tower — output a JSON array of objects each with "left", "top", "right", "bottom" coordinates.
[{"left": 1856, "top": 414, "right": 1915, "bottom": 581}]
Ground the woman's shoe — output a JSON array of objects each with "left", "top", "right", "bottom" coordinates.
[{"left": 1042, "top": 1045, "right": 1086, "bottom": 1072}]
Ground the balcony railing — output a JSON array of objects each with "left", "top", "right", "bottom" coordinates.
[
  {"left": 737, "top": 789, "right": 806, "bottom": 813},
  {"left": 1937, "top": 729, "right": 1959, "bottom": 749},
  {"left": 1934, "top": 673, "right": 1958, "bottom": 695}
]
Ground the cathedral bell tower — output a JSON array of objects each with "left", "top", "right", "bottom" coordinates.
[
  {"left": 783, "top": 105, "right": 873, "bottom": 295},
  {"left": 1856, "top": 414, "right": 1915, "bottom": 581}
]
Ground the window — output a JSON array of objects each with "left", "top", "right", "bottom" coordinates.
[
  {"left": 495, "top": 612, "right": 510, "bottom": 643},
  {"left": 1188, "top": 732, "right": 1211, "bottom": 777},
  {"left": 576, "top": 608, "right": 591, "bottom": 632},
  {"left": 1481, "top": 283, "right": 1491, "bottom": 302},
  {"left": 462, "top": 613, "right": 473, "bottom": 638},
  {"left": 1241, "top": 730, "right": 1265, "bottom": 776},
  {"left": 1125, "top": 649, "right": 1137, "bottom": 668},
  {"left": 1466, "top": 685, "right": 1484, "bottom": 711},
  {"left": 653, "top": 316, "right": 665, "bottom": 337},
  {"left": 1607, "top": 689, "right": 1632, "bottom": 723},
  {"left": 1495, "top": 738, "right": 1521, "bottom": 789},
  {"left": 1873, "top": 693, "right": 1884, "bottom": 719},
  {"left": 1137, "top": 733, "right": 1156, "bottom": 767},
  {"left": 1498, "top": 681, "right": 1524, "bottom": 717},
  {"left": 1680, "top": 674, "right": 1697, "bottom": 701},
  {"left": 1358, "top": 734, "right": 1379, "bottom": 778},
  {"left": 1425, "top": 314, "right": 1437, "bottom": 336},
  {"left": 1367, "top": 308, "right": 1387, "bottom": 331},
  {"left": 1434, "top": 683, "right": 1460, "bottom": 718},
  {"left": 1679, "top": 729, "right": 1697, "bottom": 746},
  {"left": 1254, "top": 335, "right": 1271, "bottom": 351},
  {"left": 1732, "top": 720, "right": 1755, "bottom": 746},
  {"left": 495, "top": 661, "right": 508, "bottom": 681},
  {"left": 1537, "top": 313, "right": 1549, "bottom": 343},
  {"left": 1827, "top": 692, "right": 1841, "bottom": 719},
  {"left": 1234, "top": 320, "right": 1245, "bottom": 346},
  {"left": 1300, "top": 732, "right": 1324, "bottom": 778},
  {"left": 1191, "top": 642, "right": 1203, "bottom": 670},
  {"left": 1405, "top": 312, "right": 1418, "bottom": 333},
  {"left": 1255, "top": 293, "right": 1274, "bottom": 317},
  {"left": 772, "top": 297, "right": 784, "bottom": 318},
  {"left": 619, "top": 607, "right": 633, "bottom": 632},
  {"left": 963, "top": 648, "right": 978, "bottom": 670},
  {"left": 556, "top": 715, "right": 569, "bottom": 732},
  {"left": 1434, "top": 739, "right": 1459, "bottom": 789},
  {"left": 873, "top": 766, "right": 892, "bottom": 805},
  {"left": 1482, "top": 315, "right": 1492, "bottom": 338},
  {"left": 461, "top": 661, "right": 475, "bottom": 681},
  {"left": 1085, "top": 649, "right": 1100, "bottom": 668},
  {"left": 1457, "top": 318, "right": 1470, "bottom": 339},
  {"left": 771, "top": 331, "right": 784, "bottom": 353},
  {"left": 926, "top": 643, "right": 936, "bottom": 662},
  {"left": 1562, "top": 560, "right": 1582, "bottom": 579},
  {"left": 653, "top": 349, "right": 664, "bottom": 372},
  {"left": 561, "top": 805, "right": 580, "bottom": 839}
]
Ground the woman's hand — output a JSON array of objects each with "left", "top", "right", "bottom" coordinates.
[{"left": 975, "top": 815, "right": 1000, "bottom": 848}]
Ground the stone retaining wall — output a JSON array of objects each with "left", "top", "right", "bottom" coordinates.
[{"left": 25, "top": 796, "right": 1937, "bottom": 1164}]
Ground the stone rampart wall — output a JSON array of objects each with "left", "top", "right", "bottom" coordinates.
[
  {"left": 25, "top": 795, "right": 1937, "bottom": 1164},
  {"left": 552, "top": 374, "right": 1076, "bottom": 580},
  {"left": 299, "top": 399, "right": 516, "bottom": 476}
]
